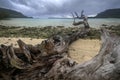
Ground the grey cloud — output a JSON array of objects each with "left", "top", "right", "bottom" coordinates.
[
  {"left": 0, "top": 0, "right": 14, "bottom": 9},
  {"left": 0, "top": 0, "right": 120, "bottom": 18}
]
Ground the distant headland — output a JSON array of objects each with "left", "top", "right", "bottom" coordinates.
[
  {"left": 95, "top": 8, "right": 120, "bottom": 18},
  {"left": 0, "top": 7, "right": 32, "bottom": 19}
]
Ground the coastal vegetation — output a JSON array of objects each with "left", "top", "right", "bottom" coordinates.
[
  {"left": 0, "top": 25, "right": 101, "bottom": 39},
  {"left": 0, "top": 24, "right": 119, "bottom": 39},
  {"left": 106, "top": 25, "right": 120, "bottom": 35},
  {"left": 0, "top": 7, "right": 30, "bottom": 19},
  {"left": 95, "top": 8, "right": 120, "bottom": 18},
  {"left": 0, "top": 11, "right": 9, "bottom": 19}
]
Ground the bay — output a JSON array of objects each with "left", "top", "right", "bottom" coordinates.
[{"left": 0, "top": 18, "right": 120, "bottom": 28}]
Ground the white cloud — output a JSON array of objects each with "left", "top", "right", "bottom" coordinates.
[{"left": 88, "top": 14, "right": 97, "bottom": 17}]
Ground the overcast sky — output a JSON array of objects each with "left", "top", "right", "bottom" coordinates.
[{"left": 0, "top": 0, "right": 120, "bottom": 18}]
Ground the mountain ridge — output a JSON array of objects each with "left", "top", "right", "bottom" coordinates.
[
  {"left": 0, "top": 7, "right": 30, "bottom": 18},
  {"left": 95, "top": 8, "right": 120, "bottom": 18}
]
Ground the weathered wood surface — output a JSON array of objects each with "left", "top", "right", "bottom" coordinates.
[
  {"left": 23, "top": 29, "right": 120, "bottom": 80},
  {"left": 0, "top": 28, "right": 120, "bottom": 80},
  {"left": 1, "top": 11, "right": 119, "bottom": 80},
  {"left": 0, "top": 26, "right": 90, "bottom": 80},
  {"left": 64, "top": 29, "right": 120, "bottom": 80},
  {"left": 72, "top": 10, "right": 90, "bottom": 28},
  {"left": 23, "top": 29, "right": 119, "bottom": 80}
]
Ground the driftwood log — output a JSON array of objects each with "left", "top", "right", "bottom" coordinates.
[
  {"left": 72, "top": 10, "right": 90, "bottom": 28},
  {"left": 1, "top": 28, "right": 120, "bottom": 80},
  {"left": 0, "top": 26, "right": 90, "bottom": 80},
  {"left": 1, "top": 11, "right": 120, "bottom": 80}
]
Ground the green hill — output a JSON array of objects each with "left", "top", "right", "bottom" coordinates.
[
  {"left": 95, "top": 8, "right": 120, "bottom": 18},
  {"left": 0, "top": 7, "right": 29, "bottom": 19}
]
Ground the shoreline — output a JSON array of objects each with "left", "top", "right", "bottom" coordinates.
[
  {"left": 0, "top": 25, "right": 100, "bottom": 39},
  {"left": 0, "top": 24, "right": 119, "bottom": 63},
  {"left": 0, "top": 18, "right": 120, "bottom": 28}
]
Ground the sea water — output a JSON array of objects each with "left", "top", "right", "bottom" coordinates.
[{"left": 0, "top": 18, "right": 120, "bottom": 28}]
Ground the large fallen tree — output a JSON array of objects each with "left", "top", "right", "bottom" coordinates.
[
  {"left": 1, "top": 28, "right": 120, "bottom": 80},
  {"left": 0, "top": 11, "right": 120, "bottom": 80},
  {"left": 0, "top": 28, "right": 90, "bottom": 80}
]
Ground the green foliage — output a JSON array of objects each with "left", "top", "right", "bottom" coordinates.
[
  {"left": 0, "top": 7, "right": 28, "bottom": 19},
  {"left": 0, "top": 11, "right": 9, "bottom": 19},
  {"left": 0, "top": 25, "right": 102, "bottom": 39},
  {"left": 87, "top": 29, "right": 100, "bottom": 39},
  {"left": 96, "top": 8, "right": 120, "bottom": 18},
  {"left": 105, "top": 25, "right": 120, "bottom": 36}
]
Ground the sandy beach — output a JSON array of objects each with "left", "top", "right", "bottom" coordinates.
[
  {"left": 0, "top": 37, "right": 45, "bottom": 47},
  {"left": 69, "top": 39, "right": 101, "bottom": 63},
  {"left": 0, "top": 38, "right": 101, "bottom": 63}
]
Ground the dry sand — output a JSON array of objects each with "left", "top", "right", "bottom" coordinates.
[
  {"left": 0, "top": 38, "right": 101, "bottom": 63},
  {"left": 0, "top": 37, "right": 45, "bottom": 47},
  {"left": 69, "top": 39, "right": 101, "bottom": 63}
]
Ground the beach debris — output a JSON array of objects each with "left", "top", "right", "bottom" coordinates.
[
  {"left": 1, "top": 11, "right": 120, "bottom": 80},
  {"left": 0, "top": 24, "right": 90, "bottom": 79},
  {"left": 71, "top": 10, "right": 90, "bottom": 28}
]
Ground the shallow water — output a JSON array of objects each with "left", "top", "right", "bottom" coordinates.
[{"left": 0, "top": 18, "right": 120, "bottom": 28}]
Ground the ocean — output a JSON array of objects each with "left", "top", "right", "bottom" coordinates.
[{"left": 0, "top": 18, "right": 120, "bottom": 28}]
